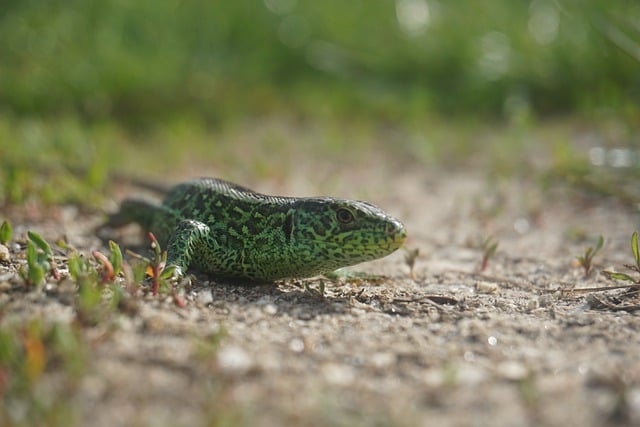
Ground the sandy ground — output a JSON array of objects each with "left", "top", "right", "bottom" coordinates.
[{"left": 1, "top": 167, "right": 639, "bottom": 427}]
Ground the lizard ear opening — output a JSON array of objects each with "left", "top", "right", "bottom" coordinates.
[{"left": 283, "top": 210, "right": 295, "bottom": 242}]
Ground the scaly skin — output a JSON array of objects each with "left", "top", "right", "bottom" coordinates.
[{"left": 106, "top": 178, "right": 407, "bottom": 281}]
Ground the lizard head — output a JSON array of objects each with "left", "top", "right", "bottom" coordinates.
[{"left": 287, "top": 197, "right": 407, "bottom": 271}]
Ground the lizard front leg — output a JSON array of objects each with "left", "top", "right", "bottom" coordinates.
[{"left": 165, "top": 219, "right": 211, "bottom": 277}]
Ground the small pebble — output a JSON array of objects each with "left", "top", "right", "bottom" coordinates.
[
  {"left": 423, "top": 368, "right": 445, "bottom": 387},
  {"left": 628, "top": 387, "right": 640, "bottom": 421},
  {"left": 475, "top": 281, "right": 498, "bottom": 294},
  {"left": 0, "top": 244, "right": 10, "bottom": 262},
  {"left": 195, "top": 290, "right": 214, "bottom": 306},
  {"left": 537, "top": 294, "right": 555, "bottom": 308},
  {"left": 256, "top": 296, "right": 274, "bottom": 305},
  {"left": 217, "top": 346, "right": 253, "bottom": 375},
  {"left": 263, "top": 303, "right": 278, "bottom": 315},
  {"left": 322, "top": 362, "right": 355, "bottom": 386},
  {"left": 456, "top": 364, "right": 488, "bottom": 386},
  {"left": 497, "top": 361, "right": 528, "bottom": 381},
  {"left": 370, "top": 352, "right": 395, "bottom": 369},
  {"left": 288, "top": 338, "right": 305, "bottom": 353},
  {"left": 526, "top": 299, "right": 539, "bottom": 311}
]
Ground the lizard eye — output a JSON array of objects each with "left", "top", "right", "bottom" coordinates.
[{"left": 336, "top": 208, "right": 355, "bottom": 224}]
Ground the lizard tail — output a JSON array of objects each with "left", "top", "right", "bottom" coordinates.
[{"left": 102, "top": 199, "right": 158, "bottom": 230}]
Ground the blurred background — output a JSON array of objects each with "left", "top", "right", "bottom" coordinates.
[{"left": 0, "top": 0, "right": 639, "bottom": 204}]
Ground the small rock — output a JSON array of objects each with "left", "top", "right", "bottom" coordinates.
[
  {"left": 526, "top": 298, "right": 539, "bottom": 311},
  {"left": 288, "top": 338, "right": 305, "bottom": 353},
  {"left": 263, "top": 303, "right": 278, "bottom": 315},
  {"left": 423, "top": 368, "right": 445, "bottom": 387},
  {"left": 256, "top": 296, "right": 274, "bottom": 305},
  {"left": 0, "top": 244, "right": 9, "bottom": 262},
  {"left": 423, "top": 364, "right": 487, "bottom": 387},
  {"left": 456, "top": 364, "right": 488, "bottom": 386},
  {"left": 292, "top": 307, "right": 314, "bottom": 320},
  {"left": 195, "top": 290, "right": 214, "bottom": 306},
  {"left": 217, "top": 346, "right": 253, "bottom": 375},
  {"left": 537, "top": 294, "right": 555, "bottom": 308},
  {"left": 370, "top": 352, "right": 396, "bottom": 370},
  {"left": 475, "top": 281, "right": 498, "bottom": 294},
  {"left": 322, "top": 362, "right": 355, "bottom": 386},
  {"left": 628, "top": 386, "right": 640, "bottom": 422},
  {"left": 497, "top": 360, "right": 528, "bottom": 381}
]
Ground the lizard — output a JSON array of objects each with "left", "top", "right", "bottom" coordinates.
[{"left": 104, "top": 177, "right": 407, "bottom": 281}]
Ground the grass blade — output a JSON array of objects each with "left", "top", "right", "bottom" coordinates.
[
  {"left": 602, "top": 270, "right": 637, "bottom": 283},
  {"left": 632, "top": 231, "right": 639, "bottom": 270},
  {"left": 595, "top": 235, "right": 604, "bottom": 253}
]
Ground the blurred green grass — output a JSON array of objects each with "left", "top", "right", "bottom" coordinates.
[
  {"left": 1, "top": 0, "right": 638, "bottom": 120},
  {"left": 0, "top": 0, "right": 639, "bottom": 205}
]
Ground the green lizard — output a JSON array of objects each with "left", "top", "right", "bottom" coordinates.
[{"left": 105, "top": 177, "right": 407, "bottom": 281}]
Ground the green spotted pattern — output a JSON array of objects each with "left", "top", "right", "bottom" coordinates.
[{"left": 107, "top": 178, "right": 407, "bottom": 281}]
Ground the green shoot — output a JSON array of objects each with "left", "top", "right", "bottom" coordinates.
[
  {"left": 66, "top": 244, "right": 139, "bottom": 320},
  {"left": 67, "top": 250, "right": 106, "bottom": 325},
  {"left": 480, "top": 237, "right": 499, "bottom": 272},
  {"left": 602, "top": 231, "right": 640, "bottom": 284},
  {"left": 24, "top": 239, "right": 46, "bottom": 286},
  {"left": 68, "top": 252, "right": 97, "bottom": 288},
  {"left": 304, "top": 280, "right": 326, "bottom": 298},
  {"left": 91, "top": 241, "right": 124, "bottom": 285},
  {"left": 148, "top": 232, "right": 166, "bottom": 295},
  {"left": 109, "top": 240, "right": 124, "bottom": 277},
  {"left": 92, "top": 251, "right": 115, "bottom": 284},
  {"left": 76, "top": 279, "right": 104, "bottom": 326},
  {"left": 145, "top": 233, "right": 184, "bottom": 305},
  {"left": 27, "top": 231, "right": 53, "bottom": 258},
  {"left": 576, "top": 235, "right": 604, "bottom": 277},
  {"left": 127, "top": 232, "right": 175, "bottom": 296},
  {"left": 0, "top": 219, "right": 12, "bottom": 244},
  {"left": 632, "top": 231, "right": 639, "bottom": 269},
  {"left": 20, "top": 231, "right": 56, "bottom": 286}
]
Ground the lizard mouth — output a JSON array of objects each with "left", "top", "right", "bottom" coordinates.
[
  {"left": 394, "top": 228, "right": 408, "bottom": 245},
  {"left": 386, "top": 219, "right": 408, "bottom": 248}
]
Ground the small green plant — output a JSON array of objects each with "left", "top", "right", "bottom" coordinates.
[
  {"left": 92, "top": 240, "right": 124, "bottom": 285},
  {"left": 67, "top": 252, "right": 97, "bottom": 287},
  {"left": 194, "top": 327, "right": 228, "bottom": 360},
  {"left": 576, "top": 235, "right": 604, "bottom": 277},
  {"left": 75, "top": 279, "right": 105, "bottom": 326},
  {"left": 127, "top": 232, "right": 179, "bottom": 297},
  {"left": 479, "top": 237, "right": 499, "bottom": 272},
  {"left": 66, "top": 249, "right": 112, "bottom": 325},
  {"left": 20, "top": 231, "right": 57, "bottom": 286},
  {"left": 304, "top": 280, "right": 326, "bottom": 298},
  {"left": 64, "top": 240, "right": 140, "bottom": 323},
  {"left": 0, "top": 319, "right": 86, "bottom": 426},
  {"left": 602, "top": 231, "right": 640, "bottom": 284},
  {"left": 0, "top": 219, "right": 12, "bottom": 244},
  {"left": 148, "top": 232, "right": 168, "bottom": 295}
]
